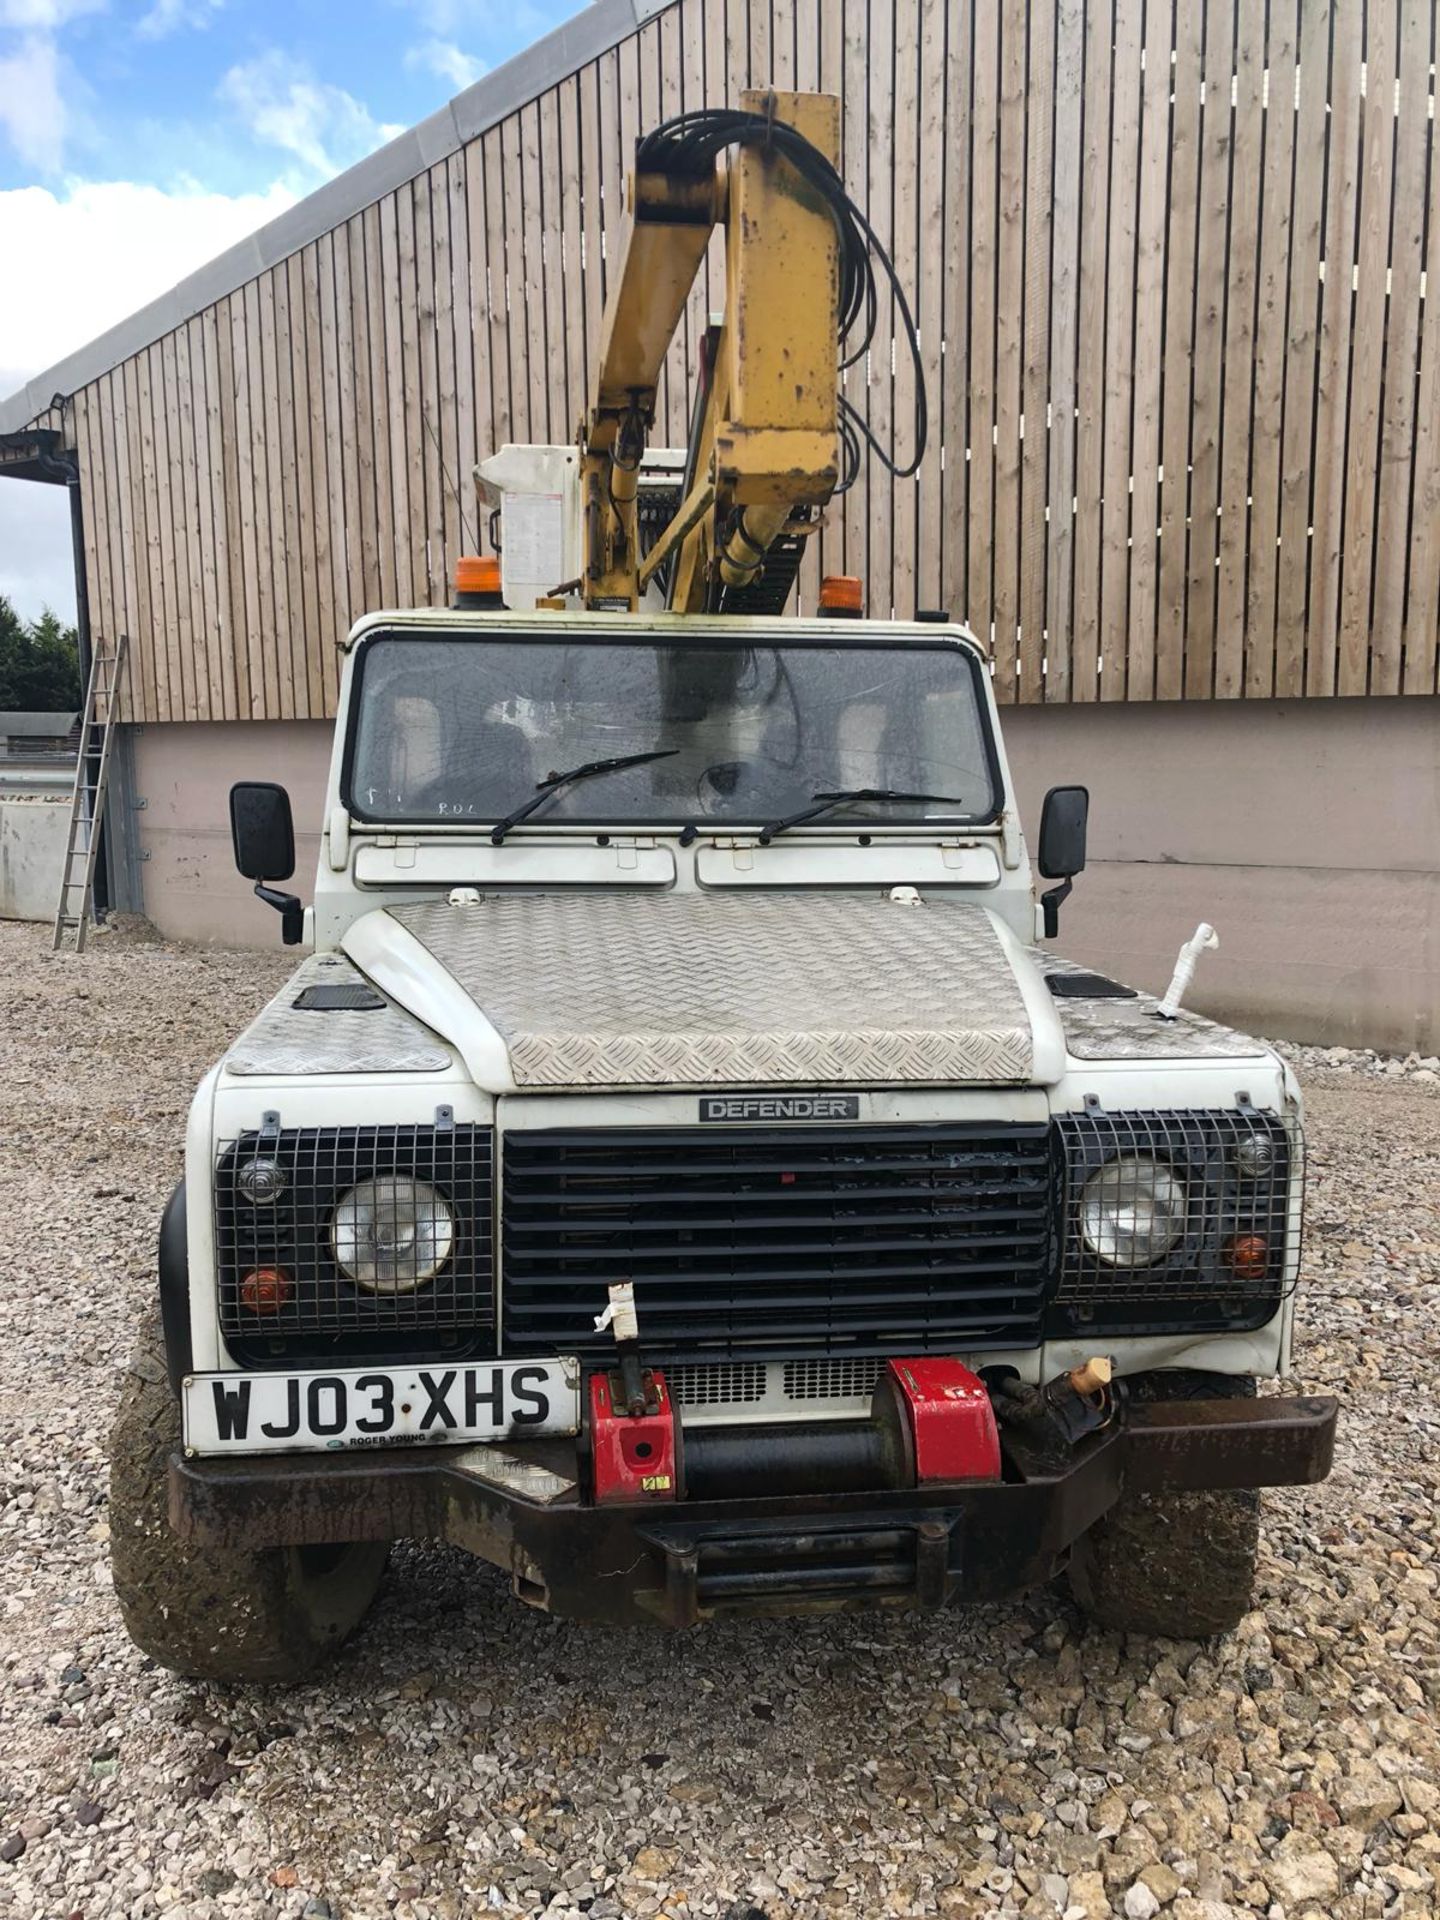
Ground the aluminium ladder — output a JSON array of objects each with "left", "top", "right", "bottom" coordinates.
[{"left": 52, "top": 631, "right": 129, "bottom": 953}]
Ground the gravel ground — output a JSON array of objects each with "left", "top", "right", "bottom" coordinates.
[{"left": 1, "top": 918, "right": 1436, "bottom": 1920}]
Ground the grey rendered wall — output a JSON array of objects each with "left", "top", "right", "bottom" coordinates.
[
  {"left": 127, "top": 721, "right": 333, "bottom": 947},
  {"left": 1003, "top": 697, "right": 1440, "bottom": 1054},
  {"left": 127, "top": 699, "right": 1439, "bottom": 1051}
]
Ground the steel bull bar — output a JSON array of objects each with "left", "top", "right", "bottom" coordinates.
[{"left": 170, "top": 1393, "right": 1336, "bottom": 1627}]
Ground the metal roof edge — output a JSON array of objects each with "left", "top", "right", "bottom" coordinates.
[{"left": 0, "top": 0, "right": 671, "bottom": 440}]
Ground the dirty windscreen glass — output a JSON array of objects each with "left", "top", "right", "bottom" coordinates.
[{"left": 346, "top": 634, "right": 1000, "bottom": 827}]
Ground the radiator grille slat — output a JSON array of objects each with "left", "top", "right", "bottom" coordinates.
[{"left": 501, "top": 1124, "right": 1054, "bottom": 1359}]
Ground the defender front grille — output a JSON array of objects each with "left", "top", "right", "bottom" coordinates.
[
  {"left": 215, "top": 1124, "right": 494, "bottom": 1364},
  {"left": 1054, "top": 1108, "right": 1299, "bottom": 1331},
  {"left": 501, "top": 1124, "right": 1054, "bottom": 1360}
]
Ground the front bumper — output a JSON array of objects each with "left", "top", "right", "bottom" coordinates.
[{"left": 169, "top": 1394, "right": 1336, "bottom": 1625}]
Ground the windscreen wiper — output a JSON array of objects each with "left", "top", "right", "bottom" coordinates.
[
  {"left": 489, "top": 748, "right": 677, "bottom": 845},
  {"left": 757, "top": 787, "right": 962, "bottom": 845}
]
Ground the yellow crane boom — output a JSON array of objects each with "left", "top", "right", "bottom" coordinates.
[{"left": 579, "top": 89, "right": 914, "bottom": 617}]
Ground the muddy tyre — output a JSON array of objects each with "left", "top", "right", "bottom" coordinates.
[
  {"left": 108, "top": 1312, "right": 389, "bottom": 1682},
  {"left": 1068, "top": 1371, "right": 1260, "bottom": 1639}
]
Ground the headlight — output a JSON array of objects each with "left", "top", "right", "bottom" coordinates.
[
  {"left": 331, "top": 1176, "right": 454, "bottom": 1293},
  {"left": 1079, "top": 1155, "right": 1187, "bottom": 1266}
]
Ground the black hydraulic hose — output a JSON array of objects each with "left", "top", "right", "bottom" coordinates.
[{"left": 635, "top": 108, "right": 927, "bottom": 482}]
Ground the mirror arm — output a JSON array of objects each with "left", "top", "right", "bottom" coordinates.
[
  {"left": 254, "top": 882, "right": 304, "bottom": 946},
  {"left": 1040, "top": 876, "right": 1072, "bottom": 940}
]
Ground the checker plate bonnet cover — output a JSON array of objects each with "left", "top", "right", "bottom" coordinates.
[
  {"left": 1040, "top": 954, "right": 1268, "bottom": 1060},
  {"left": 225, "top": 955, "right": 451, "bottom": 1076},
  {"left": 387, "top": 893, "right": 1034, "bottom": 1088}
]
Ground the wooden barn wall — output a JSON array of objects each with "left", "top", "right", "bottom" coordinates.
[{"left": 66, "top": 0, "right": 1440, "bottom": 723}]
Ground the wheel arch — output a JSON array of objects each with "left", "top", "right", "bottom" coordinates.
[{"left": 158, "top": 1180, "right": 191, "bottom": 1396}]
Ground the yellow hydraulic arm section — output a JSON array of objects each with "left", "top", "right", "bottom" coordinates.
[{"left": 580, "top": 90, "right": 842, "bottom": 613}]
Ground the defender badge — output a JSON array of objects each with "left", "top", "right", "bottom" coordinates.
[{"left": 699, "top": 1094, "right": 860, "bottom": 1122}]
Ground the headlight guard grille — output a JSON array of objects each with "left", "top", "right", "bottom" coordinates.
[
  {"left": 1053, "top": 1107, "right": 1301, "bottom": 1333},
  {"left": 214, "top": 1123, "right": 494, "bottom": 1365}
]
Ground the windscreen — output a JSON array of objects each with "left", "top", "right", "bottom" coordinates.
[{"left": 346, "top": 634, "right": 1000, "bottom": 828}]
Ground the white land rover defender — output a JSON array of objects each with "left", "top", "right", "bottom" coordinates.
[{"left": 109, "top": 605, "right": 1336, "bottom": 1680}]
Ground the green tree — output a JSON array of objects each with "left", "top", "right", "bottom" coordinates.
[{"left": 0, "top": 595, "right": 83, "bottom": 710}]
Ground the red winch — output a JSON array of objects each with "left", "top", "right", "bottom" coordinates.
[
  {"left": 589, "top": 1367, "right": 683, "bottom": 1504},
  {"left": 588, "top": 1353, "right": 1006, "bottom": 1504},
  {"left": 874, "top": 1356, "right": 1003, "bottom": 1483}
]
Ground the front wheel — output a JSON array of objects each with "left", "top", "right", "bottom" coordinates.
[
  {"left": 1068, "top": 1371, "right": 1260, "bottom": 1638},
  {"left": 108, "top": 1312, "right": 389, "bottom": 1681}
]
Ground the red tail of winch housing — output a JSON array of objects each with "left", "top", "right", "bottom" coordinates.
[{"left": 589, "top": 1369, "right": 682, "bottom": 1503}]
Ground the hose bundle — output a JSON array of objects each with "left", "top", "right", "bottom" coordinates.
[{"left": 635, "top": 107, "right": 928, "bottom": 490}]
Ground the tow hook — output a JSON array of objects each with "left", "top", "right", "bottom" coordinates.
[{"left": 991, "top": 1356, "right": 1124, "bottom": 1465}]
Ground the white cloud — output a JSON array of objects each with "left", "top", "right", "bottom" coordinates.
[
  {"left": 405, "top": 36, "right": 486, "bottom": 93},
  {"left": 0, "top": 176, "right": 296, "bottom": 378},
  {"left": 0, "top": 176, "right": 297, "bottom": 621},
  {"left": 0, "top": 33, "right": 67, "bottom": 172},
  {"left": 0, "top": 0, "right": 102, "bottom": 27},
  {"left": 136, "top": 0, "right": 221, "bottom": 40},
  {"left": 219, "top": 51, "right": 403, "bottom": 181}
]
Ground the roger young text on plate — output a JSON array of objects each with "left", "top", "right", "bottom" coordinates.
[{"left": 700, "top": 1094, "right": 861, "bottom": 1122}]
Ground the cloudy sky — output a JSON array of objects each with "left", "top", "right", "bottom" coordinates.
[{"left": 0, "top": 0, "right": 582, "bottom": 623}]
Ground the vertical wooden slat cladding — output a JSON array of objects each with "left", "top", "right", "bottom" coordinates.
[
  {"left": 1181, "top": 0, "right": 1234, "bottom": 703},
  {"left": 1245, "top": 7, "right": 1299, "bottom": 701},
  {"left": 1042, "top": 0, "right": 1081, "bottom": 705},
  {"left": 1215, "top": 5, "right": 1265, "bottom": 704},
  {"left": 412, "top": 175, "right": 446, "bottom": 607},
  {"left": 1339, "top": 0, "right": 1397, "bottom": 695},
  {"left": 1017, "top": 0, "right": 1054, "bottom": 704},
  {"left": 1307, "top": 0, "right": 1363, "bottom": 702},
  {"left": 1405, "top": 12, "right": 1440, "bottom": 698},
  {"left": 1372, "top": 0, "right": 1431, "bottom": 699},
  {"left": 889, "top": 0, "right": 920, "bottom": 628},
  {"left": 1124, "top": 0, "right": 1168, "bottom": 706},
  {"left": 556, "top": 78, "right": 587, "bottom": 453},
  {"left": 966, "top": 0, "right": 999, "bottom": 655},
  {"left": 1275, "top": 3, "right": 1330, "bottom": 701},
  {"left": 813, "top": 0, "right": 844, "bottom": 602},
  {"left": 866, "top": 0, "right": 899, "bottom": 623},
  {"left": 1070, "top": 0, "right": 1112, "bottom": 704},
  {"left": 1155, "top": 0, "right": 1201, "bottom": 704},
  {"left": 316, "top": 232, "right": 350, "bottom": 698},
  {"left": 447, "top": 153, "right": 478, "bottom": 559},
  {"left": 59, "top": 0, "right": 1440, "bottom": 721},
  {"left": 991, "top": 0, "right": 1026, "bottom": 685},
  {"left": 395, "top": 186, "right": 429, "bottom": 609},
  {"left": 183, "top": 316, "right": 220, "bottom": 722},
  {"left": 840, "top": 0, "right": 867, "bottom": 588},
  {"left": 1099, "top": 0, "right": 1141, "bottom": 704}
]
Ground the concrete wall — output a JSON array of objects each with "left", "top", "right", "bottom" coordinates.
[
  {"left": 0, "top": 792, "right": 68, "bottom": 921},
  {"left": 127, "top": 698, "right": 1440, "bottom": 1052},
  {"left": 129, "top": 721, "right": 333, "bottom": 947},
  {"left": 1004, "top": 697, "right": 1440, "bottom": 1053}
]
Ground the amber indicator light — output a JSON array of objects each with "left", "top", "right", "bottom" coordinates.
[
  {"left": 240, "top": 1266, "right": 294, "bottom": 1315},
  {"left": 818, "top": 573, "right": 864, "bottom": 614},
  {"left": 1224, "top": 1234, "right": 1269, "bottom": 1281}
]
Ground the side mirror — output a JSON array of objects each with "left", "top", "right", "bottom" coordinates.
[
  {"left": 1037, "top": 785, "right": 1089, "bottom": 938},
  {"left": 229, "top": 782, "right": 303, "bottom": 945},
  {"left": 231, "top": 781, "right": 295, "bottom": 880}
]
